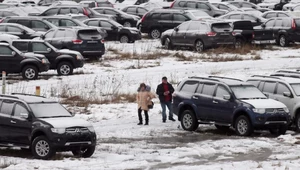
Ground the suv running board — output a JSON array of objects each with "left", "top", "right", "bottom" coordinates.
[{"left": 198, "top": 120, "right": 230, "bottom": 126}]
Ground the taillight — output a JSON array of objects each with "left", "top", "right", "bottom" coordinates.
[
  {"left": 141, "top": 12, "right": 148, "bottom": 23},
  {"left": 83, "top": 8, "right": 88, "bottom": 16},
  {"left": 232, "top": 32, "right": 236, "bottom": 36},
  {"left": 96, "top": 3, "right": 98, "bottom": 7},
  {"left": 101, "top": 39, "right": 105, "bottom": 43},
  {"left": 170, "top": 1, "right": 175, "bottom": 8},
  {"left": 72, "top": 39, "right": 83, "bottom": 44},
  {"left": 0, "top": 19, "right": 3, "bottom": 23},
  {"left": 207, "top": 32, "right": 216, "bottom": 36},
  {"left": 252, "top": 32, "right": 255, "bottom": 39},
  {"left": 292, "top": 19, "right": 296, "bottom": 30}
]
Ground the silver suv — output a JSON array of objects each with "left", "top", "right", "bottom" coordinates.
[{"left": 247, "top": 74, "right": 300, "bottom": 131}]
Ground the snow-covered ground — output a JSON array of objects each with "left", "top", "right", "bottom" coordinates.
[{"left": 3, "top": 39, "right": 300, "bottom": 169}]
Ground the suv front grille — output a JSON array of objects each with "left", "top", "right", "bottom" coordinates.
[
  {"left": 66, "top": 127, "right": 89, "bottom": 133},
  {"left": 267, "top": 116, "right": 287, "bottom": 122},
  {"left": 266, "top": 108, "right": 286, "bottom": 114}
]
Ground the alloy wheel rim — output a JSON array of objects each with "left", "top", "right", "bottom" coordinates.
[
  {"left": 35, "top": 140, "right": 50, "bottom": 157},
  {"left": 196, "top": 41, "right": 203, "bottom": 52},
  {"left": 235, "top": 41, "right": 241, "bottom": 49},
  {"left": 60, "top": 65, "right": 70, "bottom": 75},
  {"left": 120, "top": 36, "right": 129, "bottom": 43},
  {"left": 124, "top": 22, "right": 131, "bottom": 27},
  {"left": 165, "top": 38, "right": 170, "bottom": 49},
  {"left": 297, "top": 117, "right": 300, "bottom": 130},
  {"left": 25, "top": 68, "right": 36, "bottom": 79},
  {"left": 151, "top": 29, "right": 160, "bottom": 39},
  {"left": 183, "top": 114, "right": 193, "bottom": 129},
  {"left": 280, "top": 36, "right": 285, "bottom": 46},
  {"left": 237, "top": 119, "right": 248, "bottom": 135}
]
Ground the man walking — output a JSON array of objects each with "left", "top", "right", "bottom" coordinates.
[{"left": 156, "top": 77, "right": 176, "bottom": 123}]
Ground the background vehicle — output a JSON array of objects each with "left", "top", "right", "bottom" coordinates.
[
  {"left": 211, "top": 2, "right": 242, "bottom": 12},
  {"left": 0, "top": 43, "right": 49, "bottom": 79},
  {"left": 79, "top": 0, "right": 114, "bottom": 8},
  {"left": 173, "top": 76, "right": 290, "bottom": 136},
  {"left": 228, "top": 1, "right": 271, "bottom": 13},
  {"left": 258, "top": 0, "right": 290, "bottom": 10},
  {"left": 121, "top": 5, "right": 148, "bottom": 18},
  {"left": 2, "top": 17, "right": 56, "bottom": 32},
  {"left": 0, "top": 23, "right": 43, "bottom": 39},
  {"left": 283, "top": 0, "right": 300, "bottom": 11},
  {"left": 261, "top": 11, "right": 292, "bottom": 18},
  {"left": 0, "top": 94, "right": 96, "bottom": 159},
  {"left": 0, "top": 10, "right": 19, "bottom": 19},
  {"left": 218, "top": 12, "right": 267, "bottom": 26}
]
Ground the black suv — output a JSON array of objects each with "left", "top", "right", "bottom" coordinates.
[
  {"left": 138, "top": 9, "right": 196, "bottom": 39},
  {"left": 84, "top": 18, "right": 141, "bottom": 43},
  {"left": 173, "top": 76, "right": 290, "bottom": 136},
  {"left": 0, "top": 43, "right": 50, "bottom": 80},
  {"left": 0, "top": 23, "right": 43, "bottom": 39},
  {"left": 41, "top": 27, "right": 105, "bottom": 59},
  {"left": 170, "top": 0, "right": 227, "bottom": 17},
  {"left": 2, "top": 17, "right": 56, "bottom": 32},
  {"left": 0, "top": 94, "right": 96, "bottom": 159},
  {"left": 161, "top": 20, "right": 235, "bottom": 52},
  {"left": 11, "top": 40, "right": 84, "bottom": 75},
  {"left": 93, "top": 7, "right": 140, "bottom": 27}
]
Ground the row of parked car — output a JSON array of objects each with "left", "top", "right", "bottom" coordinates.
[{"left": 173, "top": 71, "right": 300, "bottom": 136}]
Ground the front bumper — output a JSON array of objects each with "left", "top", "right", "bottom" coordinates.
[
  {"left": 252, "top": 112, "right": 291, "bottom": 129},
  {"left": 38, "top": 63, "right": 50, "bottom": 72},
  {"left": 74, "top": 60, "right": 84, "bottom": 68},
  {"left": 131, "top": 32, "right": 142, "bottom": 41}
]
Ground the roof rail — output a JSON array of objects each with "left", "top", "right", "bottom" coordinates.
[
  {"left": 271, "top": 73, "right": 300, "bottom": 78},
  {"left": 189, "top": 76, "right": 220, "bottom": 82},
  {"left": 277, "top": 70, "right": 300, "bottom": 74},
  {"left": 251, "top": 75, "right": 281, "bottom": 79},
  {"left": 0, "top": 94, "right": 18, "bottom": 99},
  {"left": 11, "top": 93, "right": 45, "bottom": 98},
  {"left": 208, "top": 76, "right": 243, "bottom": 82}
]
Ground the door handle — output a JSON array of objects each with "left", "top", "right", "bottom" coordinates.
[
  {"left": 192, "top": 96, "right": 199, "bottom": 100},
  {"left": 213, "top": 100, "right": 218, "bottom": 104},
  {"left": 10, "top": 120, "right": 16, "bottom": 124}
]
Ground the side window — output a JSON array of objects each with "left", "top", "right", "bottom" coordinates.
[
  {"left": 59, "top": 8, "right": 70, "bottom": 15},
  {"left": 230, "top": 2, "right": 239, "bottom": 7},
  {"left": 283, "top": 19, "right": 292, "bottom": 27},
  {"left": 126, "top": 7, "right": 136, "bottom": 13},
  {"left": 0, "top": 25, "right": 5, "bottom": 32},
  {"left": 202, "top": 83, "right": 216, "bottom": 96},
  {"left": 32, "top": 42, "right": 48, "bottom": 52},
  {"left": 276, "top": 83, "right": 290, "bottom": 95},
  {"left": 54, "top": 30, "right": 65, "bottom": 37},
  {"left": 265, "top": 19, "right": 275, "bottom": 28},
  {"left": 32, "top": 20, "right": 47, "bottom": 29},
  {"left": 173, "top": 14, "right": 188, "bottom": 21},
  {"left": 70, "top": 8, "right": 79, "bottom": 14},
  {"left": 229, "top": 14, "right": 242, "bottom": 19},
  {"left": 13, "top": 103, "right": 29, "bottom": 118},
  {"left": 198, "top": 3, "right": 211, "bottom": 10},
  {"left": 247, "top": 80, "right": 260, "bottom": 87},
  {"left": 61, "top": 19, "right": 77, "bottom": 27},
  {"left": 44, "top": 30, "right": 55, "bottom": 38},
  {"left": 219, "top": 4, "right": 229, "bottom": 10},
  {"left": 278, "top": 13, "right": 289, "bottom": 17},
  {"left": 177, "top": 22, "right": 190, "bottom": 31},
  {"left": 3, "top": 11, "right": 16, "bottom": 17},
  {"left": 12, "top": 42, "right": 28, "bottom": 52},
  {"left": 188, "top": 22, "right": 200, "bottom": 30},
  {"left": 242, "top": 3, "right": 253, "bottom": 8},
  {"left": 160, "top": 13, "right": 172, "bottom": 20},
  {"left": 0, "top": 46, "right": 13, "bottom": 55},
  {"left": 17, "top": 20, "right": 30, "bottom": 27},
  {"left": 7, "top": 26, "right": 22, "bottom": 32},
  {"left": 94, "top": 9, "right": 104, "bottom": 14},
  {"left": 105, "top": 9, "right": 117, "bottom": 15},
  {"left": 44, "top": 8, "right": 59, "bottom": 16},
  {"left": 46, "top": 19, "right": 59, "bottom": 26},
  {"left": 180, "top": 81, "right": 199, "bottom": 93},
  {"left": 0, "top": 100, "right": 15, "bottom": 115},
  {"left": 244, "top": 15, "right": 256, "bottom": 21},
  {"left": 100, "top": 21, "right": 113, "bottom": 28},
  {"left": 215, "top": 86, "right": 230, "bottom": 98},
  {"left": 151, "top": 13, "right": 160, "bottom": 20},
  {"left": 87, "top": 20, "right": 99, "bottom": 27},
  {"left": 186, "top": 2, "right": 196, "bottom": 8},
  {"left": 138, "top": 8, "right": 147, "bottom": 13},
  {"left": 263, "top": 82, "right": 277, "bottom": 93},
  {"left": 265, "top": 13, "right": 276, "bottom": 19},
  {"left": 178, "top": 1, "right": 185, "bottom": 7}
]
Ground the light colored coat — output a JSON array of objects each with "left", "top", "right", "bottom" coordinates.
[{"left": 136, "top": 91, "right": 155, "bottom": 111}]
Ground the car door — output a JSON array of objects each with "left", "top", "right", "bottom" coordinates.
[
  {"left": 32, "top": 42, "right": 56, "bottom": 68},
  {"left": 104, "top": 9, "right": 121, "bottom": 22},
  {"left": 31, "top": 20, "right": 49, "bottom": 32},
  {"left": 184, "top": 21, "right": 202, "bottom": 45},
  {"left": 8, "top": 102, "right": 32, "bottom": 145},
  {"left": 0, "top": 100, "right": 15, "bottom": 143},
  {"left": 194, "top": 83, "right": 216, "bottom": 121},
  {"left": 273, "top": 83, "right": 294, "bottom": 112},
  {"left": 171, "top": 21, "right": 190, "bottom": 45},
  {"left": 0, "top": 45, "right": 21, "bottom": 73},
  {"left": 100, "top": 20, "right": 119, "bottom": 41},
  {"left": 50, "top": 30, "right": 65, "bottom": 49},
  {"left": 272, "top": 18, "right": 283, "bottom": 38},
  {"left": 211, "top": 85, "right": 235, "bottom": 123},
  {"left": 254, "top": 19, "right": 275, "bottom": 41},
  {"left": 158, "top": 13, "right": 173, "bottom": 31}
]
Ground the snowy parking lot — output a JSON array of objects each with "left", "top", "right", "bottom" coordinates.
[{"left": 3, "top": 40, "right": 300, "bottom": 169}]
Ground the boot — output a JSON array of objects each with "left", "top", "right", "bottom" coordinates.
[
  {"left": 145, "top": 120, "right": 149, "bottom": 125},
  {"left": 137, "top": 122, "right": 142, "bottom": 125}
]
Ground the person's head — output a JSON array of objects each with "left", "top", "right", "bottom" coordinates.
[
  {"left": 139, "top": 83, "right": 146, "bottom": 91},
  {"left": 162, "top": 76, "right": 168, "bottom": 84}
]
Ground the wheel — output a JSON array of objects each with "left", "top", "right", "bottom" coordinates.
[
  {"left": 235, "top": 115, "right": 253, "bottom": 136},
  {"left": 215, "top": 125, "right": 230, "bottom": 131},
  {"left": 72, "top": 145, "right": 96, "bottom": 158},
  {"left": 235, "top": 38, "right": 243, "bottom": 49},
  {"left": 164, "top": 37, "right": 173, "bottom": 50},
  {"left": 194, "top": 40, "right": 204, "bottom": 52},
  {"left": 22, "top": 65, "right": 38, "bottom": 80},
  {"left": 149, "top": 28, "right": 161, "bottom": 39},
  {"left": 269, "top": 126, "right": 287, "bottom": 136},
  {"left": 32, "top": 136, "right": 55, "bottom": 160},
  {"left": 295, "top": 114, "right": 300, "bottom": 132},
  {"left": 279, "top": 35, "right": 288, "bottom": 47},
  {"left": 180, "top": 110, "right": 198, "bottom": 131},
  {"left": 123, "top": 21, "right": 132, "bottom": 27},
  {"left": 57, "top": 62, "right": 73, "bottom": 76},
  {"left": 119, "top": 35, "right": 130, "bottom": 43}
]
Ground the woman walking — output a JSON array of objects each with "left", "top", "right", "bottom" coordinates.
[{"left": 136, "top": 83, "right": 155, "bottom": 125}]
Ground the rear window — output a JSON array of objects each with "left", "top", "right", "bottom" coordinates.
[
  {"left": 78, "top": 30, "right": 102, "bottom": 40},
  {"left": 295, "top": 19, "right": 300, "bottom": 27},
  {"left": 211, "top": 23, "right": 232, "bottom": 32},
  {"left": 233, "top": 21, "right": 253, "bottom": 30},
  {"left": 180, "top": 81, "right": 198, "bottom": 93},
  {"left": 12, "top": 42, "right": 28, "bottom": 52}
]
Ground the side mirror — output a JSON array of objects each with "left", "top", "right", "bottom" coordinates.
[
  {"left": 22, "top": 30, "right": 27, "bottom": 34},
  {"left": 111, "top": 26, "right": 117, "bottom": 29},
  {"left": 20, "top": 112, "right": 29, "bottom": 119},
  {"left": 263, "top": 93, "right": 269, "bottom": 98},
  {"left": 261, "top": 24, "right": 266, "bottom": 28},
  {"left": 283, "top": 92, "right": 292, "bottom": 97},
  {"left": 174, "top": 27, "right": 179, "bottom": 32},
  {"left": 256, "top": 18, "right": 260, "bottom": 22},
  {"left": 47, "top": 48, "right": 51, "bottom": 52},
  {"left": 291, "top": 8, "right": 294, "bottom": 11},
  {"left": 45, "top": 26, "right": 50, "bottom": 30},
  {"left": 40, "top": 34, "right": 45, "bottom": 39},
  {"left": 223, "top": 95, "right": 231, "bottom": 100},
  {"left": 11, "top": 51, "right": 16, "bottom": 56},
  {"left": 70, "top": 111, "right": 75, "bottom": 116},
  {"left": 116, "top": 13, "right": 121, "bottom": 17}
]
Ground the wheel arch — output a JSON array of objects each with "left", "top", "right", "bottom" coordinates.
[
  {"left": 178, "top": 103, "right": 198, "bottom": 121},
  {"left": 232, "top": 109, "right": 252, "bottom": 127}
]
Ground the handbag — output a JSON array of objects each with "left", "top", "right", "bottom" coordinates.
[{"left": 148, "top": 101, "right": 154, "bottom": 109}]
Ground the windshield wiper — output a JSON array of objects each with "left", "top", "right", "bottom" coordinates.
[{"left": 238, "top": 98, "right": 249, "bottom": 100}]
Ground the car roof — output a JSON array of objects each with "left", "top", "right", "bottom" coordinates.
[
  {"left": 150, "top": 8, "right": 186, "bottom": 13},
  {"left": 4, "top": 16, "right": 43, "bottom": 20},
  {"left": 248, "top": 75, "right": 300, "bottom": 84},
  {"left": 0, "top": 94, "right": 55, "bottom": 103},
  {"left": 188, "top": 76, "right": 250, "bottom": 86},
  {"left": 12, "top": 39, "right": 44, "bottom": 43},
  {"left": 84, "top": 18, "right": 109, "bottom": 21}
]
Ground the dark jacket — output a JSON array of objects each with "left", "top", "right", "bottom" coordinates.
[{"left": 156, "top": 83, "right": 174, "bottom": 102}]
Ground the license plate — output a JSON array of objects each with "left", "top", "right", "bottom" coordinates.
[
  {"left": 87, "top": 41, "right": 98, "bottom": 43},
  {"left": 253, "top": 40, "right": 275, "bottom": 44},
  {"left": 220, "top": 33, "right": 229, "bottom": 35}
]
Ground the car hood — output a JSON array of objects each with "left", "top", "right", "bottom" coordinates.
[
  {"left": 125, "top": 27, "right": 139, "bottom": 32},
  {"left": 58, "top": 49, "right": 81, "bottom": 56},
  {"left": 241, "top": 99, "right": 286, "bottom": 108},
  {"left": 40, "top": 117, "right": 92, "bottom": 128},
  {"left": 162, "top": 29, "right": 173, "bottom": 36},
  {"left": 24, "top": 52, "right": 45, "bottom": 60}
]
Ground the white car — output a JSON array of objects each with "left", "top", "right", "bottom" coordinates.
[{"left": 283, "top": 0, "right": 300, "bottom": 11}]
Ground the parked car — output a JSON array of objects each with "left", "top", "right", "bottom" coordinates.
[
  {"left": 170, "top": 0, "right": 227, "bottom": 17},
  {"left": 0, "top": 42, "right": 49, "bottom": 79},
  {"left": 40, "top": 27, "right": 105, "bottom": 59},
  {"left": 93, "top": 7, "right": 140, "bottom": 27},
  {"left": 261, "top": 11, "right": 292, "bottom": 19},
  {"left": 0, "top": 10, "right": 19, "bottom": 20},
  {"left": 229, "top": 20, "right": 255, "bottom": 47},
  {"left": 218, "top": 12, "right": 267, "bottom": 26},
  {"left": 0, "top": 94, "right": 96, "bottom": 159},
  {"left": 1, "top": 17, "right": 56, "bottom": 32},
  {"left": 51, "top": 0, "right": 79, "bottom": 6},
  {"left": 11, "top": 39, "right": 84, "bottom": 75},
  {"left": 258, "top": 0, "right": 290, "bottom": 10},
  {"left": 160, "top": 20, "right": 235, "bottom": 52},
  {"left": 79, "top": 0, "right": 113, "bottom": 8},
  {"left": 0, "top": 33, "right": 20, "bottom": 42},
  {"left": 211, "top": 2, "right": 242, "bottom": 12},
  {"left": 228, "top": 1, "right": 270, "bottom": 13},
  {"left": 247, "top": 75, "right": 300, "bottom": 132},
  {"left": 121, "top": 5, "right": 148, "bottom": 18},
  {"left": 138, "top": 9, "right": 198, "bottom": 39},
  {"left": 283, "top": 0, "right": 300, "bottom": 11},
  {"left": 173, "top": 76, "right": 290, "bottom": 136},
  {"left": 0, "top": 23, "right": 43, "bottom": 39},
  {"left": 83, "top": 18, "right": 141, "bottom": 43},
  {"left": 241, "top": 8, "right": 263, "bottom": 17},
  {"left": 254, "top": 17, "right": 300, "bottom": 46}
]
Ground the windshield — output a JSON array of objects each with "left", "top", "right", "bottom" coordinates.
[
  {"left": 246, "top": 10, "right": 262, "bottom": 17},
  {"left": 44, "top": 41, "right": 58, "bottom": 51},
  {"left": 264, "top": 0, "right": 279, "bottom": 3},
  {"left": 187, "top": 11, "right": 210, "bottom": 18},
  {"left": 231, "top": 85, "right": 267, "bottom": 99},
  {"left": 291, "top": 0, "right": 300, "bottom": 3},
  {"left": 110, "top": 20, "right": 123, "bottom": 27},
  {"left": 212, "top": 23, "right": 232, "bottom": 32},
  {"left": 29, "top": 103, "right": 72, "bottom": 118},
  {"left": 291, "top": 84, "right": 300, "bottom": 96}
]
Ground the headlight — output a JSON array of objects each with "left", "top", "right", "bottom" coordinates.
[
  {"left": 253, "top": 108, "right": 266, "bottom": 114},
  {"left": 41, "top": 58, "right": 48, "bottom": 64},
  {"left": 130, "top": 30, "right": 138, "bottom": 34},
  {"left": 283, "top": 107, "right": 289, "bottom": 113},
  {"left": 87, "top": 126, "right": 95, "bottom": 132},
  {"left": 51, "top": 128, "right": 65, "bottom": 134},
  {"left": 76, "top": 55, "right": 83, "bottom": 60}
]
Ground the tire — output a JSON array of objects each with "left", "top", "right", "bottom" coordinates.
[
  {"left": 31, "top": 136, "right": 55, "bottom": 160},
  {"left": 295, "top": 113, "right": 300, "bottom": 132},
  {"left": 123, "top": 21, "right": 132, "bottom": 27},
  {"left": 180, "top": 110, "right": 199, "bottom": 131},
  {"left": 235, "top": 38, "right": 243, "bottom": 49},
  {"left": 194, "top": 40, "right": 204, "bottom": 52},
  {"left": 215, "top": 125, "right": 230, "bottom": 131},
  {"left": 164, "top": 37, "right": 173, "bottom": 50},
  {"left": 57, "top": 62, "right": 73, "bottom": 76},
  {"left": 72, "top": 145, "right": 96, "bottom": 158},
  {"left": 235, "top": 115, "right": 253, "bottom": 136},
  {"left": 279, "top": 35, "right": 288, "bottom": 47},
  {"left": 119, "top": 35, "right": 130, "bottom": 43},
  {"left": 269, "top": 125, "right": 287, "bottom": 136},
  {"left": 22, "top": 65, "right": 38, "bottom": 80},
  {"left": 149, "top": 28, "right": 161, "bottom": 39}
]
